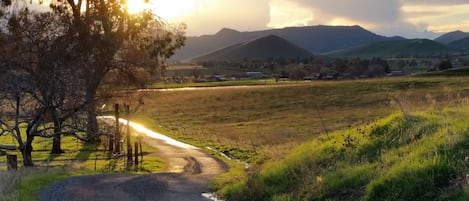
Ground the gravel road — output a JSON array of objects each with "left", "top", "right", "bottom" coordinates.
[{"left": 38, "top": 118, "right": 228, "bottom": 201}]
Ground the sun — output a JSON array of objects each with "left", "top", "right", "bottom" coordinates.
[
  {"left": 126, "top": 1, "right": 150, "bottom": 14},
  {"left": 126, "top": 0, "right": 196, "bottom": 20}
]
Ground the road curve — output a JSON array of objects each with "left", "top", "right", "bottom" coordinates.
[{"left": 38, "top": 117, "right": 227, "bottom": 201}]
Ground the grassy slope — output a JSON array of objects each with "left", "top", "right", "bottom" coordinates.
[
  {"left": 415, "top": 67, "right": 469, "bottom": 77},
  {"left": 192, "top": 35, "right": 312, "bottom": 62},
  {"left": 134, "top": 77, "right": 469, "bottom": 161},
  {"left": 222, "top": 108, "right": 469, "bottom": 201},
  {"left": 126, "top": 76, "right": 469, "bottom": 200},
  {"left": 329, "top": 39, "right": 453, "bottom": 58}
]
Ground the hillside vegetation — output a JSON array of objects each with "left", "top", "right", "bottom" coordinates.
[
  {"left": 416, "top": 67, "right": 469, "bottom": 77},
  {"left": 221, "top": 107, "right": 469, "bottom": 201},
  {"left": 190, "top": 35, "right": 312, "bottom": 62},
  {"left": 329, "top": 39, "right": 453, "bottom": 58},
  {"left": 123, "top": 76, "right": 469, "bottom": 200},
  {"left": 435, "top": 30, "right": 469, "bottom": 44}
]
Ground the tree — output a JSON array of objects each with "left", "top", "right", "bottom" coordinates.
[
  {"left": 49, "top": 0, "right": 185, "bottom": 142},
  {"left": 0, "top": 8, "right": 87, "bottom": 165},
  {"left": 437, "top": 59, "right": 453, "bottom": 70},
  {"left": 0, "top": 1, "right": 186, "bottom": 166}
]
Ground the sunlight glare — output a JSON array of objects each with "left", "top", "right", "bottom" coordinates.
[{"left": 127, "top": 0, "right": 197, "bottom": 20}]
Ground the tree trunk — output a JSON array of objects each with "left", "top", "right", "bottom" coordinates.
[
  {"left": 51, "top": 110, "right": 64, "bottom": 154},
  {"left": 86, "top": 86, "right": 100, "bottom": 142},
  {"left": 22, "top": 136, "right": 34, "bottom": 167}
]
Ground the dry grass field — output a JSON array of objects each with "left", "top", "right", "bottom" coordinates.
[{"left": 129, "top": 77, "right": 469, "bottom": 162}]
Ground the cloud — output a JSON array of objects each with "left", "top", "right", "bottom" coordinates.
[
  {"left": 403, "top": 0, "right": 469, "bottom": 6},
  {"left": 176, "top": 0, "right": 270, "bottom": 36},
  {"left": 291, "top": 0, "right": 402, "bottom": 24},
  {"left": 268, "top": 0, "right": 313, "bottom": 28},
  {"left": 267, "top": 0, "right": 469, "bottom": 38},
  {"left": 169, "top": 0, "right": 469, "bottom": 38}
]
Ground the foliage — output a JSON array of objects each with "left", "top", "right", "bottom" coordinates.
[
  {"left": 415, "top": 67, "right": 469, "bottom": 77},
  {"left": 0, "top": 0, "right": 185, "bottom": 166},
  {"left": 437, "top": 59, "right": 454, "bottom": 70}
]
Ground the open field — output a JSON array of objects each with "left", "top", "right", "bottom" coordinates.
[
  {"left": 3, "top": 75, "right": 469, "bottom": 201},
  {"left": 131, "top": 77, "right": 469, "bottom": 162},
  {"left": 122, "top": 75, "right": 469, "bottom": 200}
]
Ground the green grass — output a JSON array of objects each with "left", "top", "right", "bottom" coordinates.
[
  {"left": 415, "top": 67, "right": 469, "bottom": 77},
  {"left": 217, "top": 107, "right": 469, "bottom": 201},
  {"left": 329, "top": 39, "right": 453, "bottom": 58},
  {"left": 0, "top": 122, "right": 164, "bottom": 201},
  {"left": 129, "top": 77, "right": 469, "bottom": 161},
  {"left": 113, "top": 76, "right": 469, "bottom": 200}
]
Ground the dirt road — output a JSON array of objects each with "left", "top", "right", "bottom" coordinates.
[{"left": 38, "top": 118, "right": 227, "bottom": 201}]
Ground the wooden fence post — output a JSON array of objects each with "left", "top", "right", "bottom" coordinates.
[
  {"left": 126, "top": 105, "right": 132, "bottom": 164},
  {"left": 7, "top": 155, "right": 17, "bottom": 171},
  {"left": 114, "top": 103, "right": 120, "bottom": 154},
  {"left": 134, "top": 142, "right": 139, "bottom": 167}
]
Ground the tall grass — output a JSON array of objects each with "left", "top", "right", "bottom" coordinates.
[
  {"left": 0, "top": 168, "right": 71, "bottom": 201},
  {"left": 129, "top": 77, "right": 469, "bottom": 163},
  {"left": 218, "top": 107, "right": 469, "bottom": 201},
  {"left": 0, "top": 171, "right": 20, "bottom": 201}
]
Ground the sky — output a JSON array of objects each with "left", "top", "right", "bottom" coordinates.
[
  {"left": 151, "top": 0, "right": 469, "bottom": 39},
  {"left": 27, "top": 0, "right": 469, "bottom": 39}
]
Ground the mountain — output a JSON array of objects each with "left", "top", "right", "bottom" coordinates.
[
  {"left": 189, "top": 35, "right": 312, "bottom": 62},
  {"left": 448, "top": 37, "right": 469, "bottom": 51},
  {"left": 434, "top": 31, "right": 469, "bottom": 44},
  {"left": 329, "top": 39, "right": 452, "bottom": 58},
  {"left": 173, "top": 28, "right": 255, "bottom": 61},
  {"left": 171, "top": 25, "right": 393, "bottom": 61}
]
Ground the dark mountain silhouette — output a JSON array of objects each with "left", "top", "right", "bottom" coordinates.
[
  {"left": 189, "top": 35, "right": 312, "bottom": 62},
  {"left": 434, "top": 31, "right": 469, "bottom": 44},
  {"left": 448, "top": 37, "right": 469, "bottom": 51},
  {"left": 329, "top": 39, "right": 452, "bottom": 58},
  {"left": 171, "top": 25, "right": 393, "bottom": 61}
]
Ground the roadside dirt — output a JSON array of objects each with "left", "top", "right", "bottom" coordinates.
[{"left": 38, "top": 120, "right": 228, "bottom": 201}]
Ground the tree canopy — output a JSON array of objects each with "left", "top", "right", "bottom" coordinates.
[{"left": 0, "top": 0, "right": 185, "bottom": 166}]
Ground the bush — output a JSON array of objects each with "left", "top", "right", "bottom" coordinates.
[{"left": 438, "top": 60, "right": 453, "bottom": 70}]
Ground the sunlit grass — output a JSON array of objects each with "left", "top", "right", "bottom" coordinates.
[
  {"left": 129, "top": 77, "right": 469, "bottom": 161},
  {"left": 0, "top": 120, "right": 164, "bottom": 201},
  {"left": 218, "top": 106, "right": 469, "bottom": 200},
  {"left": 116, "top": 76, "right": 469, "bottom": 200}
]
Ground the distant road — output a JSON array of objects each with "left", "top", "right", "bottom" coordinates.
[{"left": 39, "top": 117, "right": 227, "bottom": 201}]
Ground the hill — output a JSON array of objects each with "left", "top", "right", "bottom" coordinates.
[
  {"left": 415, "top": 66, "right": 469, "bottom": 77},
  {"left": 189, "top": 35, "right": 312, "bottom": 62},
  {"left": 434, "top": 30, "right": 469, "bottom": 44},
  {"left": 171, "top": 25, "right": 393, "bottom": 61},
  {"left": 448, "top": 37, "right": 469, "bottom": 51},
  {"left": 221, "top": 109, "right": 469, "bottom": 201},
  {"left": 329, "top": 39, "right": 452, "bottom": 58},
  {"left": 172, "top": 28, "right": 254, "bottom": 62}
]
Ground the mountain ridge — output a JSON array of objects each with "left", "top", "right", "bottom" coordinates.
[
  {"left": 189, "top": 34, "right": 312, "bottom": 62},
  {"left": 171, "top": 25, "right": 395, "bottom": 61},
  {"left": 434, "top": 30, "right": 469, "bottom": 44}
]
